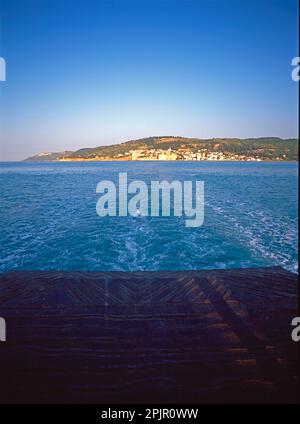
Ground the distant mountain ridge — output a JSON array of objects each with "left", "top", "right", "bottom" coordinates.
[{"left": 23, "top": 136, "right": 298, "bottom": 161}]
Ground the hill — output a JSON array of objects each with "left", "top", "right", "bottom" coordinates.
[
  {"left": 23, "top": 137, "right": 298, "bottom": 161},
  {"left": 23, "top": 151, "right": 74, "bottom": 162}
]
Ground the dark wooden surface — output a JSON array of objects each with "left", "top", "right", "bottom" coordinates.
[{"left": 0, "top": 267, "right": 298, "bottom": 403}]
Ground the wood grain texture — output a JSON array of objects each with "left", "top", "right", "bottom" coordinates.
[{"left": 0, "top": 267, "right": 298, "bottom": 403}]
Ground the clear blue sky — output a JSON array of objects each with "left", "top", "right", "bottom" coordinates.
[{"left": 0, "top": 0, "right": 298, "bottom": 160}]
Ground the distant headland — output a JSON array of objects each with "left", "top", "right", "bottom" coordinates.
[{"left": 23, "top": 136, "right": 298, "bottom": 162}]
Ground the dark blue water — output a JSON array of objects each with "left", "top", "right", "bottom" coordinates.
[{"left": 0, "top": 161, "right": 298, "bottom": 273}]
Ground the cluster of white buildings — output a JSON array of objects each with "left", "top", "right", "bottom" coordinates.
[
  {"left": 127, "top": 148, "right": 264, "bottom": 161},
  {"left": 129, "top": 148, "right": 178, "bottom": 161}
]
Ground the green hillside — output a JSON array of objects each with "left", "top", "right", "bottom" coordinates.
[
  {"left": 23, "top": 137, "right": 298, "bottom": 161},
  {"left": 67, "top": 136, "right": 298, "bottom": 160}
]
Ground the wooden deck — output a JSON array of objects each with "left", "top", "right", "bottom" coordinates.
[{"left": 0, "top": 267, "right": 298, "bottom": 403}]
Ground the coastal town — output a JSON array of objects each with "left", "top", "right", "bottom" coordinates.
[
  {"left": 59, "top": 147, "right": 287, "bottom": 162},
  {"left": 24, "top": 136, "right": 297, "bottom": 162}
]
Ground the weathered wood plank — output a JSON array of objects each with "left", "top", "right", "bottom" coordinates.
[{"left": 0, "top": 267, "right": 298, "bottom": 403}]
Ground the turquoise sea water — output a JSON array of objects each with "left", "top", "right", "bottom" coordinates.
[{"left": 0, "top": 161, "right": 298, "bottom": 273}]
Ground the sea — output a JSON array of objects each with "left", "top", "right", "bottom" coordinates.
[{"left": 0, "top": 161, "right": 298, "bottom": 273}]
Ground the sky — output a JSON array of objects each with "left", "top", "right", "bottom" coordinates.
[{"left": 0, "top": 0, "right": 298, "bottom": 160}]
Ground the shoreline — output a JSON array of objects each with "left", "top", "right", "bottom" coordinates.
[
  {"left": 15, "top": 159, "right": 299, "bottom": 164},
  {"left": 58, "top": 158, "right": 298, "bottom": 163}
]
